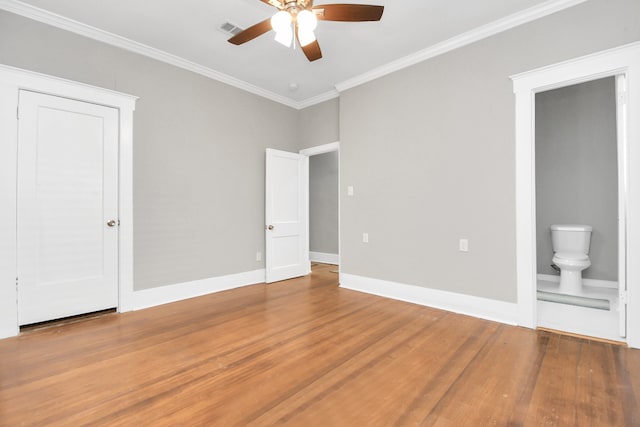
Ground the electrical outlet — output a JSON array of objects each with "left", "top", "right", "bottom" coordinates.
[
  {"left": 256, "top": 251, "right": 262, "bottom": 261},
  {"left": 363, "top": 232, "right": 369, "bottom": 243},
  {"left": 459, "top": 239, "right": 469, "bottom": 252}
]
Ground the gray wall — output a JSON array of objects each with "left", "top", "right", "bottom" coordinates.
[
  {"left": 299, "top": 98, "right": 340, "bottom": 260},
  {"left": 340, "top": 0, "right": 640, "bottom": 302},
  {"left": 535, "top": 78, "right": 618, "bottom": 281},
  {"left": 0, "top": 11, "right": 300, "bottom": 291},
  {"left": 297, "top": 98, "right": 340, "bottom": 150},
  {"left": 3, "top": 0, "right": 639, "bottom": 302},
  {"left": 309, "top": 151, "right": 339, "bottom": 256}
]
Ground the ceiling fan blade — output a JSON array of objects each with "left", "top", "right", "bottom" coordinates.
[
  {"left": 296, "top": 27, "right": 322, "bottom": 62},
  {"left": 302, "top": 40, "right": 322, "bottom": 61},
  {"left": 228, "top": 18, "right": 272, "bottom": 45},
  {"left": 313, "top": 4, "right": 384, "bottom": 22}
]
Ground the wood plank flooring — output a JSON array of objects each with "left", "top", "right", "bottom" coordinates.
[{"left": 1, "top": 263, "right": 639, "bottom": 426}]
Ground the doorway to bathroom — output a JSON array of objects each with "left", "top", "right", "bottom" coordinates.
[
  {"left": 512, "top": 42, "right": 640, "bottom": 348},
  {"left": 534, "top": 76, "right": 623, "bottom": 341}
]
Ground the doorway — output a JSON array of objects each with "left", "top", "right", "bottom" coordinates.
[
  {"left": 0, "top": 64, "right": 136, "bottom": 338},
  {"left": 17, "top": 90, "right": 120, "bottom": 325},
  {"left": 306, "top": 148, "right": 339, "bottom": 266},
  {"left": 264, "top": 143, "right": 339, "bottom": 283},
  {"left": 512, "top": 42, "right": 640, "bottom": 348},
  {"left": 300, "top": 142, "right": 340, "bottom": 269},
  {"left": 534, "top": 77, "right": 622, "bottom": 341}
]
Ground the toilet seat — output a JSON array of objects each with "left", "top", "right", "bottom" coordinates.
[
  {"left": 552, "top": 253, "right": 591, "bottom": 271},
  {"left": 553, "top": 252, "right": 589, "bottom": 261}
]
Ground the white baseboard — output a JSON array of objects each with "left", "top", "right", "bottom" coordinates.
[
  {"left": 537, "top": 274, "right": 618, "bottom": 289},
  {"left": 0, "top": 289, "right": 19, "bottom": 338},
  {"left": 0, "top": 269, "right": 266, "bottom": 340},
  {"left": 0, "top": 322, "right": 18, "bottom": 340},
  {"left": 131, "top": 269, "right": 266, "bottom": 310},
  {"left": 340, "top": 273, "right": 518, "bottom": 325},
  {"left": 309, "top": 251, "right": 339, "bottom": 265}
]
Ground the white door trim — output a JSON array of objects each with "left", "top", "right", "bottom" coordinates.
[
  {"left": 0, "top": 64, "right": 137, "bottom": 338},
  {"left": 299, "top": 142, "right": 339, "bottom": 157},
  {"left": 300, "top": 142, "right": 340, "bottom": 270},
  {"left": 616, "top": 74, "right": 629, "bottom": 338},
  {"left": 511, "top": 41, "right": 640, "bottom": 348}
]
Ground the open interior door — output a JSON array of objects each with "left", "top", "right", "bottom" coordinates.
[{"left": 265, "top": 148, "right": 309, "bottom": 283}]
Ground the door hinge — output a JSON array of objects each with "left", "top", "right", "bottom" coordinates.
[
  {"left": 620, "top": 290, "right": 628, "bottom": 305},
  {"left": 617, "top": 91, "right": 628, "bottom": 106}
]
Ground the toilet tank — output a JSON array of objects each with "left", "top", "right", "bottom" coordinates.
[{"left": 550, "top": 224, "right": 592, "bottom": 254}]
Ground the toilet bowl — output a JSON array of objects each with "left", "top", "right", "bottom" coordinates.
[
  {"left": 552, "top": 252, "right": 591, "bottom": 294},
  {"left": 550, "top": 224, "right": 592, "bottom": 295}
]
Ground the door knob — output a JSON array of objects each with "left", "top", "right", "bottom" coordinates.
[
  {"left": 107, "top": 219, "right": 117, "bottom": 227},
  {"left": 267, "top": 225, "right": 274, "bottom": 230}
]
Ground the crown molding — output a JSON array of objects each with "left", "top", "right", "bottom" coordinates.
[
  {"left": 0, "top": 0, "right": 303, "bottom": 109},
  {"left": 295, "top": 89, "right": 339, "bottom": 109},
  {"left": 510, "top": 40, "right": 640, "bottom": 84},
  {"left": 1, "top": 0, "right": 587, "bottom": 109},
  {"left": 335, "top": 0, "right": 588, "bottom": 93}
]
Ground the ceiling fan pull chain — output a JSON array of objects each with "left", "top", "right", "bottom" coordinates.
[{"left": 293, "top": 23, "right": 297, "bottom": 50}]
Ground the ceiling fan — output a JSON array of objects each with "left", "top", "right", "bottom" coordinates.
[{"left": 228, "top": 0, "right": 384, "bottom": 62}]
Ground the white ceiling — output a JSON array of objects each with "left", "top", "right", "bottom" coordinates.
[{"left": 3, "top": 0, "right": 582, "bottom": 107}]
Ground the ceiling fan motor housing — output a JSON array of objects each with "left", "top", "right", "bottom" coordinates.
[{"left": 282, "top": 1, "right": 313, "bottom": 15}]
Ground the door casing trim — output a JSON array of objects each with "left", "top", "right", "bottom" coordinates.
[{"left": 511, "top": 41, "right": 640, "bottom": 348}]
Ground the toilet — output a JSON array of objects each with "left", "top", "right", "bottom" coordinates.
[{"left": 551, "top": 224, "right": 592, "bottom": 295}]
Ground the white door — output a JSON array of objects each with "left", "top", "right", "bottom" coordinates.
[
  {"left": 17, "top": 90, "right": 119, "bottom": 325},
  {"left": 265, "top": 148, "right": 309, "bottom": 283}
]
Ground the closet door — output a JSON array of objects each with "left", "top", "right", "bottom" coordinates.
[{"left": 17, "top": 90, "right": 119, "bottom": 325}]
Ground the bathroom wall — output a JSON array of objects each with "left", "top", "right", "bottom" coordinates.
[
  {"left": 309, "top": 151, "right": 339, "bottom": 259},
  {"left": 535, "top": 77, "right": 618, "bottom": 281}
]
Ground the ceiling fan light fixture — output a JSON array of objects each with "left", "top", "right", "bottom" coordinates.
[
  {"left": 274, "top": 27, "right": 293, "bottom": 47},
  {"left": 228, "top": 1, "right": 384, "bottom": 62},
  {"left": 296, "top": 9, "right": 317, "bottom": 33},
  {"left": 271, "top": 10, "right": 292, "bottom": 33},
  {"left": 297, "top": 29, "right": 316, "bottom": 47}
]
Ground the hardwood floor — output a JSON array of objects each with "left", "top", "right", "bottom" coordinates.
[{"left": 1, "top": 263, "right": 639, "bottom": 426}]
